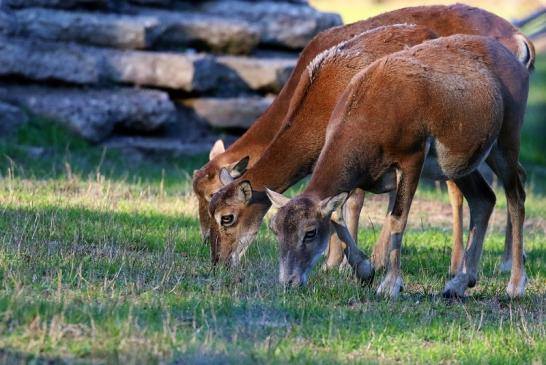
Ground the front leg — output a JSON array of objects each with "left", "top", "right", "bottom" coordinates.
[
  {"left": 371, "top": 190, "right": 396, "bottom": 271},
  {"left": 324, "top": 188, "right": 365, "bottom": 270},
  {"left": 377, "top": 157, "right": 423, "bottom": 298}
]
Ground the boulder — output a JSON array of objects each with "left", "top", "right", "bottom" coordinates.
[
  {"left": 0, "top": 101, "right": 28, "bottom": 136},
  {"left": 136, "top": 8, "right": 260, "bottom": 54},
  {"left": 0, "top": 85, "right": 176, "bottom": 142},
  {"left": 216, "top": 55, "right": 295, "bottom": 93},
  {"left": 0, "top": 36, "right": 218, "bottom": 92},
  {"left": 127, "top": 0, "right": 172, "bottom": 6},
  {"left": 9, "top": 8, "right": 157, "bottom": 49},
  {"left": 196, "top": 1, "right": 342, "bottom": 49},
  {"left": 104, "top": 137, "right": 215, "bottom": 156},
  {"left": 8, "top": 7, "right": 260, "bottom": 53},
  {"left": 180, "top": 97, "right": 274, "bottom": 129},
  {"left": 3, "top": 0, "right": 108, "bottom": 9},
  {"left": 105, "top": 49, "right": 217, "bottom": 91},
  {"left": 0, "top": 36, "right": 103, "bottom": 84},
  {"left": 0, "top": 36, "right": 297, "bottom": 93}
]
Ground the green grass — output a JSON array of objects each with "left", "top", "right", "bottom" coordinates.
[
  {"left": 0, "top": 55, "right": 545, "bottom": 365},
  {"left": 0, "top": 116, "right": 544, "bottom": 364}
]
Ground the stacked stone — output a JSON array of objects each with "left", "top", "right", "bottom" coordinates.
[{"left": 0, "top": 0, "right": 341, "bottom": 153}]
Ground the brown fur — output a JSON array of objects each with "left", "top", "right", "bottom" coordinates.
[
  {"left": 271, "top": 35, "right": 529, "bottom": 298},
  {"left": 208, "top": 24, "right": 439, "bottom": 266},
  {"left": 193, "top": 4, "right": 534, "bottom": 245}
]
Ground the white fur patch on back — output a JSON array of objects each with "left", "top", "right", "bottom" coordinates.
[{"left": 306, "top": 23, "right": 417, "bottom": 82}]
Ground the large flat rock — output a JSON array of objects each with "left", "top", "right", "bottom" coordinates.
[
  {"left": 0, "top": 85, "right": 176, "bottom": 142},
  {"left": 180, "top": 97, "right": 274, "bottom": 129},
  {"left": 6, "top": 7, "right": 260, "bottom": 53},
  {"left": 0, "top": 36, "right": 217, "bottom": 91},
  {"left": 0, "top": 36, "right": 295, "bottom": 93},
  {"left": 3, "top": 0, "right": 108, "bottom": 9},
  {"left": 195, "top": 1, "right": 342, "bottom": 49},
  {"left": 104, "top": 137, "right": 215, "bottom": 156},
  {"left": 217, "top": 56, "right": 295, "bottom": 93}
]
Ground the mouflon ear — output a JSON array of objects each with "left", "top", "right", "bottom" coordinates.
[
  {"left": 265, "top": 188, "right": 290, "bottom": 209},
  {"left": 228, "top": 156, "right": 249, "bottom": 178},
  {"left": 237, "top": 181, "right": 253, "bottom": 204},
  {"left": 219, "top": 167, "right": 234, "bottom": 186},
  {"left": 320, "top": 192, "right": 348, "bottom": 217},
  {"left": 209, "top": 140, "right": 225, "bottom": 160}
]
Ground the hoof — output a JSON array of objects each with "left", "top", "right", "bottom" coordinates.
[
  {"left": 506, "top": 272, "right": 527, "bottom": 298},
  {"left": 442, "top": 274, "right": 471, "bottom": 299},
  {"left": 355, "top": 259, "right": 374, "bottom": 286},
  {"left": 377, "top": 274, "right": 403, "bottom": 298},
  {"left": 442, "top": 288, "right": 465, "bottom": 299}
]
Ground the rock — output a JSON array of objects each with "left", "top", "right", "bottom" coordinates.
[
  {"left": 144, "top": 9, "right": 260, "bottom": 55},
  {"left": 0, "top": 36, "right": 103, "bottom": 84},
  {"left": 0, "top": 85, "right": 176, "bottom": 142},
  {"left": 9, "top": 8, "right": 156, "bottom": 49},
  {"left": 104, "top": 49, "right": 217, "bottom": 91},
  {"left": 216, "top": 55, "right": 295, "bottom": 93},
  {"left": 197, "top": 1, "right": 342, "bottom": 49},
  {"left": 3, "top": 0, "right": 108, "bottom": 9},
  {"left": 0, "top": 11, "right": 16, "bottom": 33},
  {"left": 0, "top": 36, "right": 298, "bottom": 93},
  {"left": 0, "top": 36, "right": 218, "bottom": 92},
  {"left": 0, "top": 101, "right": 28, "bottom": 136},
  {"left": 180, "top": 97, "right": 274, "bottom": 129},
  {"left": 104, "top": 137, "right": 215, "bottom": 156},
  {"left": 127, "top": 0, "right": 172, "bottom": 6},
  {"left": 8, "top": 7, "right": 260, "bottom": 53}
]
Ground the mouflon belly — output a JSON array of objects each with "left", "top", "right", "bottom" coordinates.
[{"left": 422, "top": 138, "right": 496, "bottom": 180}]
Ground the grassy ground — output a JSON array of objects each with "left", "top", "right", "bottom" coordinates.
[
  {"left": 0, "top": 48, "right": 545, "bottom": 365},
  {"left": 0, "top": 124, "right": 544, "bottom": 364}
]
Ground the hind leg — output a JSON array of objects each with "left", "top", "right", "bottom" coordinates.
[
  {"left": 493, "top": 162, "right": 527, "bottom": 272},
  {"left": 487, "top": 151, "right": 527, "bottom": 297},
  {"left": 324, "top": 188, "right": 365, "bottom": 269},
  {"left": 447, "top": 180, "right": 465, "bottom": 276},
  {"left": 443, "top": 171, "right": 495, "bottom": 298}
]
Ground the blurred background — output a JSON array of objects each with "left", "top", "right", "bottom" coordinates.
[{"left": 0, "top": 0, "right": 544, "bottom": 184}]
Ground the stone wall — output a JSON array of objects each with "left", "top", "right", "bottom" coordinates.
[{"left": 0, "top": 0, "right": 341, "bottom": 154}]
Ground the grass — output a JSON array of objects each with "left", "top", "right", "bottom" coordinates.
[
  {"left": 0, "top": 120, "right": 544, "bottom": 365},
  {"left": 0, "top": 51, "right": 545, "bottom": 365}
]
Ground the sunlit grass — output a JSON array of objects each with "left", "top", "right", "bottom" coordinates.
[{"left": 0, "top": 116, "right": 544, "bottom": 363}]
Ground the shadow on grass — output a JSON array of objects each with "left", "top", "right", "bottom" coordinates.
[{"left": 0, "top": 203, "right": 544, "bottom": 363}]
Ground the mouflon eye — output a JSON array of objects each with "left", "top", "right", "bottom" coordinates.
[
  {"left": 304, "top": 228, "right": 317, "bottom": 241},
  {"left": 221, "top": 214, "right": 235, "bottom": 226}
]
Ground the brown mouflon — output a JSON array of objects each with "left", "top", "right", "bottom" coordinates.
[
  {"left": 267, "top": 35, "right": 529, "bottom": 299},
  {"left": 196, "top": 4, "right": 534, "bottom": 269}
]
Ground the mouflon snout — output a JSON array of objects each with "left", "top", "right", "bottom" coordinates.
[
  {"left": 208, "top": 179, "right": 267, "bottom": 267},
  {"left": 266, "top": 189, "right": 348, "bottom": 286}
]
